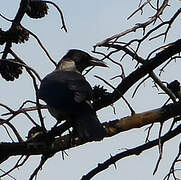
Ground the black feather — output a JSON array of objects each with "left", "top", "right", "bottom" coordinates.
[{"left": 38, "top": 50, "right": 106, "bottom": 140}]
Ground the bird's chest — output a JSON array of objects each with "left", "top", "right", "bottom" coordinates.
[{"left": 42, "top": 82, "right": 76, "bottom": 108}]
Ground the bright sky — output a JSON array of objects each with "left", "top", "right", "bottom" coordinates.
[{"left": 0, "top": 0, "right": 181, "bottom": 180}]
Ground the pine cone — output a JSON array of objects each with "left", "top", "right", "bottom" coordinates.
[
  {"left": 0, "top": 59, "right": 23, "bottom": 81},
  {"left": 26, "top": 1, "right": 48, "bottom": 19},
  {"left": 0, "top": 26, "right": 29, "bottom": 45},
  {"left": 167, "top": 80, "right": 180, "bottom": 94},
  {"left": 7, "top": 25, "right": 29, "bottom": 44},
  {"left": 92, "top": 85, "right": 110, "bottom": 103}
]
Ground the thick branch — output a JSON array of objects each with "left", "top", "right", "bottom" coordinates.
[
  {"left": 13, "top": 0, "right": 30, "bottom": 24},
  {"left": 94, "top": 39, "right": 181, "bottom": 110},
  {"left": 82, "top": 119, "right": 181, "bottom": 180},
  {"left": 0, "top": 101, "right": 181, "bottom": 158}
]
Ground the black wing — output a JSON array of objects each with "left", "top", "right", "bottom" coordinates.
[{"left": 38, "top": 70, "right": 93, "bottom": 107}]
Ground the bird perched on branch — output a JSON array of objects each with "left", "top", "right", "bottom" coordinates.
[{"left": 38, "top": 49, "right": 107, "bottom": 140}]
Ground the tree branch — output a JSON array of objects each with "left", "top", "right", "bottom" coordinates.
[
  {"left": 81, "top": 120, "right": 181, "bottom": 180},
  {"left": 0, "top": 101, "right": 181, "bottom": 158},
  {"left": 94, "top": 39, "right": 181, "bottom": 110}
]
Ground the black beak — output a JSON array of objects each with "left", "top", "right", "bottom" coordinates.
[{"left": 89, "top": 57, "right": 108, "bottom": 67}]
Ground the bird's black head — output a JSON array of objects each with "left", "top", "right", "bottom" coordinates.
[{"left": 57, "top": 49, "right": 107, "bottom": 73}]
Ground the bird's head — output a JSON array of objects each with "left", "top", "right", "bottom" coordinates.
[{"left": 57, "top": 49, "right": 107, "bottom": 73}]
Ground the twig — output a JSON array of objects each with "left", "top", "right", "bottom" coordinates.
[
  {"left": 2, "top": 124, "right": 15, "bottom": 142},
  {"left": 19, "top": 100, "right": 37, "bottom": 109},
  {"left": 0, "top": 13, "right": 13, "bottom": 22},
  {"left": 41, "top": 1, "right": 68, "bottom": 32},
  {"left": 10, "top": 50, "right": 46, "bottom": 131},
  {"left": 145, "top": 123, "right": 154, "bottom": 143},
  {"left": 94, "top": 40, "right": 181, "bottom": 111},
  {"left": 0, "top": 103, "right": 15, "bottom": 114},
  {"left": 96, "top": 0, "right": 169, "bottom": 46},
  {"left": 81, "top": 122, "right": 181, "bottom": 180},
  {"left": 159, "top": 56, "right": 181, "bottom": 76},
  {"left": 132, "top": 75, "right": 149, "bottom": 98},
  {"left": 149, "top": 72, "right": 177, "bottom": 103},
  {"left": 163, "top": 143, "right": 181, "bottom": 180},
  {"left": 29, "top": 155, "right": 49, "bottom": 180},
  {"left": 93, "top": 49, "right": 125, "bottom": 79},
  {"left": 153, "top": 122, "right": 164, "bottom": 175},
  {"left": 127, "top": 0, "right": 152, "bottom": 20},
  {"left": 0, "top": 118, "right": 23, "bottom": 142},
  {"left": 2, "top": 105, "right": 47, "bottom": 116},
  {"left": 23, "top": 27, "right": 57, "bottom": 66},
  {"left": 32, "top": 0, "right": 68, "bottom": 32},
  {"left": 0, "top": 169, "right": 16, "bottom": 180},
  {"left": 94, "top": 75, "right": 135, "bottom": 115},
  {"left": 0, "top": 156, "right": 29, "bottom": 178}
]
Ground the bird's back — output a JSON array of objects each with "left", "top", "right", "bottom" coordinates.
[
  {"left": 38, "top": 50, "right": 107, "bottom": 140},
  {"left": 38, "top": 70, "right": 93, "bottom": 111}
]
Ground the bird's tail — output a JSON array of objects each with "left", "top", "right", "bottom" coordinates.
[{"left": 71, "top": 111, "right": 106, "bottom": 141}]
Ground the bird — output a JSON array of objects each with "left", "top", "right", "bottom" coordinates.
[{"left": 38, "top": 49, "right": 107, "bottom": 141}]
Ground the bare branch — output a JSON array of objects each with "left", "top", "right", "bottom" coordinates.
[
  {"left": 0, "top": 13, "right": 13, "bottom": 22},
  {"left": 153, "top": 122, "right": 164, "bottom": 175},
  {"left": 94, "top": 75, "right": 135, "bottom": 115},
  {"left": 94, "top": 39, "right": 181, "bottom": 111},
  {"left": 41, "top": 1, "right": 67, "bottom": 32},
  {"left": 0, "top": 156, "right": 29, "bottom": 178},
  {"left": 163, "top": 143, "right": 181, "bottom": 180},
  {"left": 145, "top": 123, "right": 154, "bottom": 142},
  {"left": 81, "top": 122, "right": 181, "bottom": 180},
  {"left": 0, "top": 118, "right": 23, "bottom": 142},
  {"left": 9, "top": 50, "right": 46, "bottom": 130},
  {"left": 132, "top": 75, "right": 149, "bottom": 98},
  {"left": 23, "top": 27, "right": 57, "bottom": 67},
  {"left": 29, "top": 155, "right": 49, "bottom": 180},
  {"left": 127, "top": 0, "right": 152, "bottom": 20},
  {"left": 96, "top": 0, "right": 169, "bottom": 46}
]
